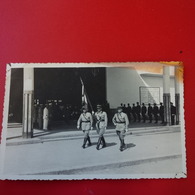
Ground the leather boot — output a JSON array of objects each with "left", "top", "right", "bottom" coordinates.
[
  {"left": 96, "top": 137, "right": 102, "bottom": 150},
  {"left": 120, "top": 139, "right": 126, "bottom": 151},
  {"left": 82, "top": 137, "right": 88, "bottom": 149},
  {"left": 101, "top": 136, "right": 106, "bottom": 148},
  {"left": 87, "top": 136, "right": 92, "bottom": 146}
]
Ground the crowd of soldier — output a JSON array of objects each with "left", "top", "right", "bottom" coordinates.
[{"left": 119, "top": 102, "right": 176, "bottom": 125}]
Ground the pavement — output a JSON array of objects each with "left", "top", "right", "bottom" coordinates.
[{"left": 1, "top": 124, "right": 185, "bottom": 178}]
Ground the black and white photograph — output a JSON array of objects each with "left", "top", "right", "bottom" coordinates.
[{"left": 0, "top": 62, "right": 186, "bottom": 180}]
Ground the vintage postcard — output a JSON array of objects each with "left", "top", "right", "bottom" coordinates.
[{"left": 0, "top": 62, "right": 186, "bottom": 180}]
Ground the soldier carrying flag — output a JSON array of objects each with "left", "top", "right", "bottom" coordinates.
[{"left": 77, "top": 105, "right": 93, "bottom": 148}]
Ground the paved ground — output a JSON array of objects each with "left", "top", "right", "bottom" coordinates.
[{"left": 1, "top": 125, "right": 185, "bottom": 178}]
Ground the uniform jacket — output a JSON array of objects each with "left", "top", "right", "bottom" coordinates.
[
  {"left": 148, "top": 106, "right": 153, "bottom": 115},
  {"left": 95, "top": 111, "right": 108, "bottom": 127},
  {"left": 153, "top": 106, "right": 159, "bottom": 114},
  {"left": 77, "top": 112, "right": 93, "bottom": 127},
  {"left": 141, "top": 106, "right": 147, "bottom": 114},
  {"left": 112, "top": 112, "right": 129, "bottom": 129}
]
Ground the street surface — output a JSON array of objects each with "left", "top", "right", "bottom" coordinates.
[{"left": 2, "top": 126, "right": 184, "bottom": 177}]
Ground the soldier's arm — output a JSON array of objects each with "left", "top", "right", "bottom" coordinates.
[
  {"left": 89, "top": 113, "right": 93, "bottom": 127},
  {"left": 77, "top": 115, "right": 82, "bottom": 128},
  {"left": 104, "top": 112, "right": 108, "bottom": 128},
  {"left": 112, "top": 114, "right": 116, "bottom": 125}
]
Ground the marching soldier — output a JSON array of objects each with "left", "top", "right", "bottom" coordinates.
[
  {"left": 141, "top": 103, "right": 147, "bottom": 123},
  {"left": 77, "top": 105, "right": 93, "bottom": 149},
  {"left": 112, "top": 106, "right": 129, "bottom": 151},
  {"left": 136, "top": 102, "right": 141, "bottom": 122},
  {"left": 153, "top": 103, "right": 159, "bottom": 123},
  {"left": 132, "top": 103, "right": 137, "bottom": 122},
  {"left": 95, "top": 104, "right": 108, "bottom": 150},
  {"left": 148, "top": 103, "right": 153, "bottom": 123},
  {"left": 159, "top": 102, "right": 164, "bottom": 124}
]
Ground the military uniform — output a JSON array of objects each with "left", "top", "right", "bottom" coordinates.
[
  {"left": 141, "top": 104, "right": 147, "bottom": 123},
  {"left": 153, "top": 104, "right": 159, "bottom": 123},
  {"left": 148, "top": 104, "right": 153, "bottom": 123},
  {"left": 112, "top": 108, "right": 129, "bottom": 151},
  {"left": 132, "top": 104, "right": 137, "bottom": 122},
  {"left": 136, "top": 103, "right": 141, "bottom": 122},
  {"left": 159, "top": 103, "right": 164, "bottom": 124},
  {"left": 126, "top": 104, "right": 132, "bottom": 122},
  {"left": 95, "top": 106, "right": 108, "bottom": 150},
  {"left": 77, "top": 108, "right": 93, "bottom": 148}
]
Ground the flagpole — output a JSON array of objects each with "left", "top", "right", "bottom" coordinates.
[{"left": 80, "top": 77, "right": 94, "bottom": 112}]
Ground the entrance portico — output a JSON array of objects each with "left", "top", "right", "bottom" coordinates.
[{"left": 8, "top": 63, "right": 182, "bottom": 139}]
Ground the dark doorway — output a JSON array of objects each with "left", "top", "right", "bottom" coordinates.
[{"left": 8, "top": 68, "right": 23, "bottom": 123}]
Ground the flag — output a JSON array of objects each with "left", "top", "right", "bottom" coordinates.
[{"left": 80, "top": 77, "right": 88, "bottom": 106}]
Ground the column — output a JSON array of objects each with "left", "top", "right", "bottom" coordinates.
[
  {"left": 175, "top": 66, "right": 180, "bottom": 125},
  {"left": 23, "top": 68, "right": 34, "bottom": 138},
  {"left": 163, "top": 66, "right": 171, "bottom": 125}
]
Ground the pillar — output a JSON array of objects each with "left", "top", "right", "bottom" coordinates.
[
  {"left": 163, "top": 66, "right": 171, "bottom": 125},
  {"left": 175, "top": 66, "right": 180, "bottom": 125},
  {"left": 23, "top": 68, "right": 34, "bottom": 138}
]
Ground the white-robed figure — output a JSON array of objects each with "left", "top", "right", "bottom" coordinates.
[
  {"left": 95, "top": 104, "right": 108, "bottom": 150},
  {"left": 43, "top": 104, "right": 49, "bottom": 130},
  {"left": 77, "top": 105, "right": 93, "bottom": 149},
  {"left": 112, "top": 106, "right": 129, "bottom": 151}
]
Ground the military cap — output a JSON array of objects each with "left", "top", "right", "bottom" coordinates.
[
  {"left": 117, "top": 106, "right": 123, "bottom": 110},
  {"left": 97, "top": 104, "right": 102, "bottom": 108}
]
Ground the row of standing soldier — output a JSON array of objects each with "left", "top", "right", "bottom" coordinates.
[{"left": 120, "top": 102, "right": 176, "bottom": 125}]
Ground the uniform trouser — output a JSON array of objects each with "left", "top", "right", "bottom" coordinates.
[
  {"left": 148, "top": 114, "right": 152, "bottom": 122},
  {"left": 116, "top": 123, "right": 126, "bottom": 141},
  {"left": 136, "top": 113, "right": 141, "bottom": 121},
  {"left": 96, "top": 122, "right": 106, "bottom": 137},
  {"left": 81, "top": 122, "right": 91, "bottom": 138},
  {"left": 154, "top": 114, "right": 158, "bottom": 122},
  {"left": 160, "top": 114, "right": 164, "bottom": 123},
  {"left": 43, "top": 118, "right": 49, "bottom": 130},
  {"left": 83, "top": 130, "right": 90, "bottom": 138},
  {"left": 127, "top": 114, "right": 131, "bottom": 122},
  {"left": 142, "top": 113, "right": 146, "bottom": 122},
  {"left": 116, "top": 130, "right": 126, "bottom": 141},
  {"left": 132, "top": 113, "right": 136, "bottom": 121}
]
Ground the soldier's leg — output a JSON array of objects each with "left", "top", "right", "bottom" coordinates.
[
  {"left": 119, "top": 130, "right": 126, "bottom": 151},
  {"left": 101, "top": 136, "right": 106, "bottom": 148},
  {"left": 87, "top": 135, "right": 92, "bottom": 146},
  {"left": 96, "top": 135, "right": 102, "bottom": 150},
  {"left": 149, "top": 114, "right": 152, "bottom": 123},
  {"left": 99, "top": 128, "right": 106, "bottom": 146},
  {"left": 82, "top": 129, "right": 89, "bottom": 149},
  {"left": 155, "top": 115, "right": 158, "bottom": 123}
]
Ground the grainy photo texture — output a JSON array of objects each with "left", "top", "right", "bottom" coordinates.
[{"left": 0, "top": 62, "right": 186, "bottom": 180}]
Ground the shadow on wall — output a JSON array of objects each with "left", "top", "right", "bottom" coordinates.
[{"left": 106, "top": 67, "right": 160, "bottom": 108}]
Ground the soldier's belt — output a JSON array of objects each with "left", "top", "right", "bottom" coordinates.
[
  {"left": 81, "top": 121, "right": 90, "bottom": 123},
  {"left": 116, "top": 122, "right": 125, "bottom": 124}
]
